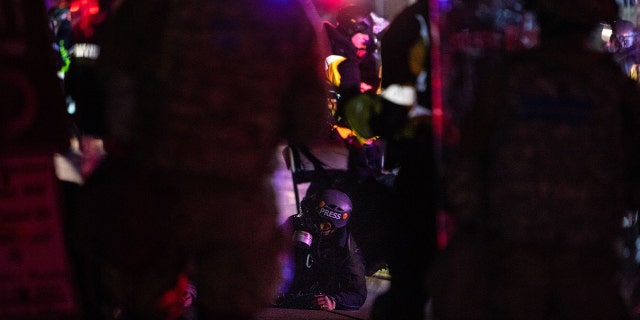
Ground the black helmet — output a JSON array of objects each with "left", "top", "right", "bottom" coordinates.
[
  {"left": 315, "top": 189, "right": 352, "bottom": 229},
  {"left": 336, "top": 5, "right": 373, "bottom": 37}
]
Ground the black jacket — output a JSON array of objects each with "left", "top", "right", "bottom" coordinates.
[
  {"left": 324, "top": 22, "right": 379, "bottom": 117},
  {"left": 277, "top": 215, "right": 367, "bottom": 310}
]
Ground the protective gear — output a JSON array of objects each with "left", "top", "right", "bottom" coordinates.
[
  {"left": 336, "top": 5, "right": 373, "bottom": 37},
  {"left": 614, "top": 20, "right": 636, "bottom": 49},
  {"left": 326, "top": 55, "right": 347, "bottom": 87},
  {"left": 315, "top": 189, "right": 352, "bottom": 229}
]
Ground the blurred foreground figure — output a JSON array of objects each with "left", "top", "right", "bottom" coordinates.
[
  {"left": 446, "top": 0, "right": 640, "bottom": 319},
  {"left": 70, "top": 0, "right": 328, "bottom": 319},
  {"left": 611, "top": 19, "right": 640, "bottom": 82},
  {"left": 367, "top": 0, "right": 436, "bottom": 319}
]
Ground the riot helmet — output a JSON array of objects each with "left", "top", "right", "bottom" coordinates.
[{"left": 336, "top": 5, "right": 373, "bottom": 37}]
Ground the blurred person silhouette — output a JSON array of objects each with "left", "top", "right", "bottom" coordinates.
[
  {"left": 68, "top": 0, "right": 328, "bottom": 319},
  {"left": 48, "top": 6, "right": 72, "bottom": 75},
  {"left": 343, "top": 0, "right": 437, "bottom": 319},
  {"left": 445, "top": 0, "right": 640, "bottom": 319},
  {"left": 611, "top": 19, "right": 640, "bottom": 81},
  {"left": 48, "top": 5, "right": 72, "bottom": 48},
  {"left": 274, "top": 189, "right": 367, "bottom": 311}
]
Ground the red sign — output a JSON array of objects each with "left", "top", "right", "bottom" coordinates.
[{"left": 0, "top": 155, "right": 79, "bottom": 318}]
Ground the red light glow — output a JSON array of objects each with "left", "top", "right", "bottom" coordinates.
[{"left": 69, "top": 0, "right": 99, "bottom": 15}]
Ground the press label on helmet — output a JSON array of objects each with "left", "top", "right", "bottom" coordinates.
[{"left": 319, "top": 207, "right": 342, "bottom": 220}]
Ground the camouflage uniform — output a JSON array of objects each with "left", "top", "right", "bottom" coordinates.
[
  {"left": 448, "top": 24, "right": 640, "bottom": 320},
  {"left": 72, "top": 0, "right": 328, "bottom": 319}
]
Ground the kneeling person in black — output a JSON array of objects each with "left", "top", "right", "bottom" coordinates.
[{"left": 276, "top": 189, "right": 367, "bottom": 311}]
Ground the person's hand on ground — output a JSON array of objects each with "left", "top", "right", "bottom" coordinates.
[{"left": 313, "top": 294, "right": 336, "bottom": 311}]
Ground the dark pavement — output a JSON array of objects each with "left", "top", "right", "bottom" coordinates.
[{"left": 256, "top": 273, "right": 392, "bottom": 320}]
